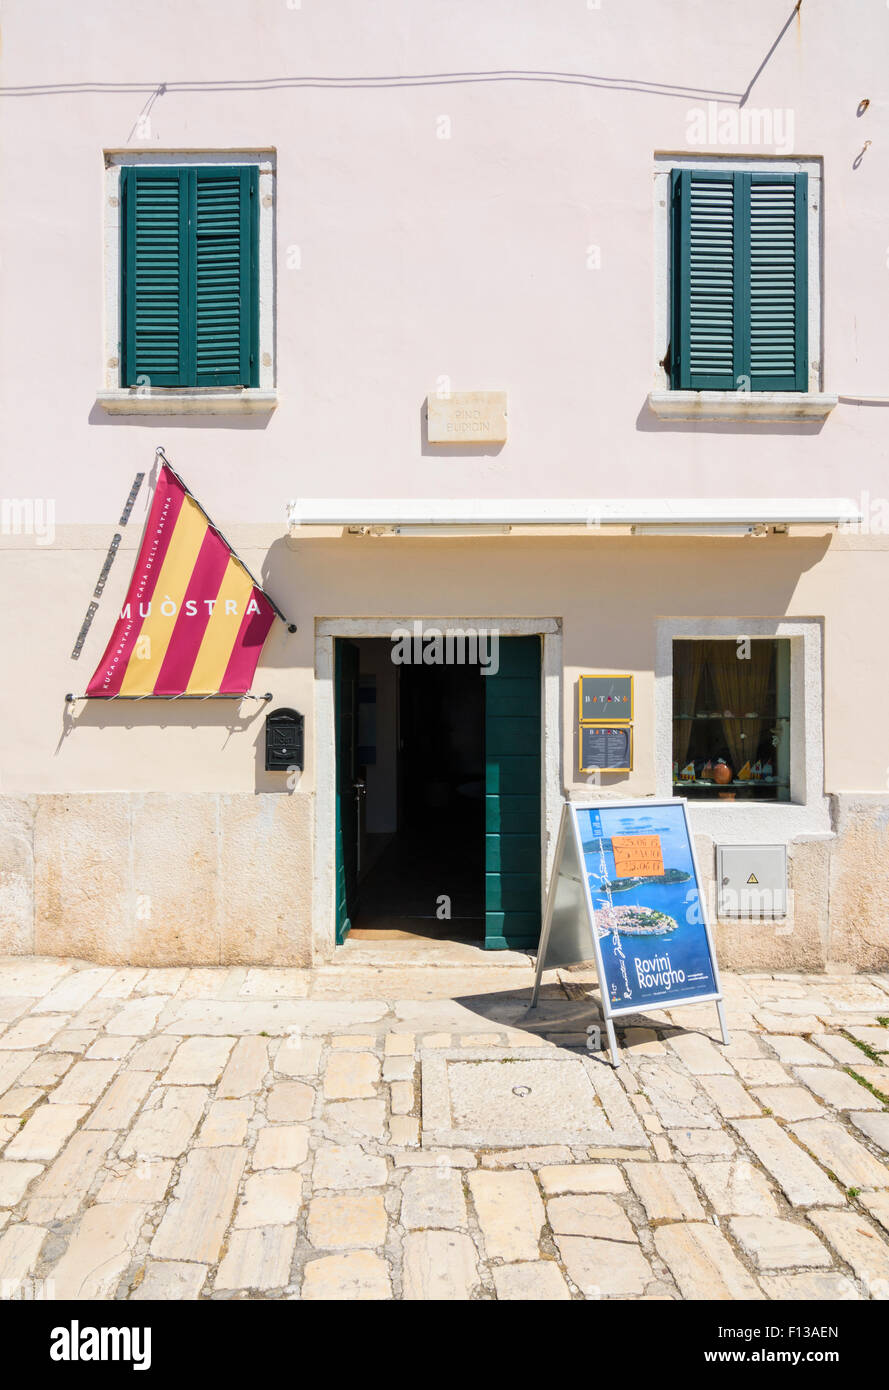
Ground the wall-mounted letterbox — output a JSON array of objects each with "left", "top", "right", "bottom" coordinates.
[{"left": 265, "top": 708, "right": 304, "bottom": 772}]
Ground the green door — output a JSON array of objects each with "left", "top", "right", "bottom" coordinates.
[
  {"left": 334, "top": 639, "right": 360, "bottom": 944},
  {"left": 484, "top": 635, "right": 542, "bottom": 949}
]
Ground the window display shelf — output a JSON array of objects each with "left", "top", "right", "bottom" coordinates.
[
  {"left": 672, "top": 714, "right": 789, "bottom": 722},
  {"left": 673, "top": 779, "right": 789, "bottom": 788}
]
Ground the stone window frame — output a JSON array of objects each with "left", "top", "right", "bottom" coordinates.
[
  {"left": 648, "top": 154, "right": 835, "bottom": 422},
  {"left": 655, "top": 616, "right": 830, "bottom": 840},
  {"left": 97, "top": 149, "right": 277, "bottom": 415}
]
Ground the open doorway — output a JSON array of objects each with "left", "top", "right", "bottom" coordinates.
[
  {"left": 333, "top": 631, "right": 543, "bottom": 950},
  {"left": 339, "top": 637, "right": 485, "bottom": 941}
]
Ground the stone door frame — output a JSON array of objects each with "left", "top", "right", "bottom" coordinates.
[{"left": 313, "top": 617, "right": 563, "bottom": 961}]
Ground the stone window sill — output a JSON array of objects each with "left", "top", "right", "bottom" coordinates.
[
  {"left": 96, "top": 388, "right": 278, "bottom": 416},
  {"left": 647, "top": 390, "right": 837, "bottom": 422}
]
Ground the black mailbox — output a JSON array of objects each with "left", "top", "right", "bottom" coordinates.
[{"left": 265, "top": 708, "right": 304, "bottom": 772}]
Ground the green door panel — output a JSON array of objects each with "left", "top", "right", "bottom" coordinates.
[
  {"left": 483, "top": 635, "right": 541, "bottom": 950},
  {"left": 484, "top": 912, "right": 541, "bottom": 950},
  {"left": 485, "top": 717, "right": 540, "bottom": 755},
  {"left": 485, "top": 756, "right": 540, "bottom": 796},
  {"left": 484, "top": 678, "right": 539, "bottom": 717},
  {"left": 484, "top": 832, "right": 541, "bottom": 872},
  {"left": 485, "top": 794, "right": 539, "bottom": 833},
  {"left": 335, "top": 639, "right": 360, "bottom": 944},
  {"left": 485, "top": 872, "right": 541, "bottom": 912}
]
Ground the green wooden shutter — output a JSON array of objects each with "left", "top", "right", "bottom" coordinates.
[
  {"left": 484, "top": 636, "right": 541, "bottom": 950},
  {"left": 748, "top": 172, "right": 807, "bottom": 390},
  {"left": 122, "top": 167, "right": 188, "bottom": 387},
  {"left": 672, "top": 169, "right": 807, "bottom": 392},
  {"left": 122, "top": 165, "right": 258, "bottom": 388},
  {"left": 194, "top": 166, "right": 258, "bottom": 387},
  {"left": 672, "top": 168, "right": 738, "bottom": 390}
]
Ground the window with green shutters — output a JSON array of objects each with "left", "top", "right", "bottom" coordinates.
[
  {"left": 670, "top": 169, "right": 808, "bottom": 392},
  {"left": 121, "top": 165, "right": 259, "bottom": 389}
]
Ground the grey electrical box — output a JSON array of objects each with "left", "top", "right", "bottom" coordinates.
[{"left": 717, "top": 844, "right": 787, "bottom": 918}]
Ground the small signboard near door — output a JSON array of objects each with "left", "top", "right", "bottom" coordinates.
[
  {"left": 579, "top": 724, "right": 633, "bottom": 773},
  {"left": 578, "top": 674, "right": 633, "bottom": 722},
  {"left": 532, "top": 798, "right": 728, "bottom": 1064}
]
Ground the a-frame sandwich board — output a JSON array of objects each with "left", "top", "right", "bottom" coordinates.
[{"left": 531, "top": 800, "right": 729, "bottom": 1067}]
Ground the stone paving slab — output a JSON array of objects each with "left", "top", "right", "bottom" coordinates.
[
  {"left": 0, "top": 956, "right": 887, "bottom": 1300},
  {"left": 420, "top": 1048, "right": 647, "bottom": 1149}
]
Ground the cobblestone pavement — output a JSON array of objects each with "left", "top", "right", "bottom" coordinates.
[{"left": 1, "top": 948, "right": 888, "bottom": 1301}]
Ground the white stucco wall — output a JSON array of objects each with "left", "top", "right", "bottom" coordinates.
[{"left": 0, "top": 0, "right": 887, "bottom": 522}]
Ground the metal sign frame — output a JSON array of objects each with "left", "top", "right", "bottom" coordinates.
[{"left": 531, "top": 798, "right": 729, "bottom": 1066}]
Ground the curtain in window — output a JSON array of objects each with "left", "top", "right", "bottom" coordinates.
[
  {"left": 709, "top": 642, "right": 772, "bottom": 774},
  {"left": 673, "top": 642, "right": 705, "bottom": 767}
]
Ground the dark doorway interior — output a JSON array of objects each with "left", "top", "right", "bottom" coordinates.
[{"left": 347, "top": 639, "right": 485, "bottom": 940}]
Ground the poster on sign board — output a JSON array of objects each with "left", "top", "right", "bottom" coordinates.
[{"left": 531, "top": 799, "right": 728, "bottom": 1065}]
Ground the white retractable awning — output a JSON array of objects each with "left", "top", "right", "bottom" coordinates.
[{"left": 287, "top": 497, "right": 862, "bottom": 533}]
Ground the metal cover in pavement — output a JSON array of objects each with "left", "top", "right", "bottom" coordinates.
[{"left": 420, "top": 1048, "right": 649, "bottom": 1150}]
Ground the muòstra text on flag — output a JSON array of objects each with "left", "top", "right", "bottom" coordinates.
[{"left": 86, "top": 463, "right": 276, "bottom": 698}]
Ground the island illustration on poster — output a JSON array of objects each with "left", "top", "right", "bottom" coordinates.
[{"left": 577, "top": 802, "right": 717, "bottom": 1011}]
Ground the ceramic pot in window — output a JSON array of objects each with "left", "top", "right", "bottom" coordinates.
[{"left": 712, "top": 759, "right": 732, "bottom": 785}]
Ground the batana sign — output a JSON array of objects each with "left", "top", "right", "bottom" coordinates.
[
  {"left": 578, "top": 674, "right": 633, "bottom": 723},
  {"left": 531, "top": 798, "right": 729, "bottom": 1065}
]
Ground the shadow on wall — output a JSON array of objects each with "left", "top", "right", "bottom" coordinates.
[
  {"left": 258, "top": 537, "right": 310, "bottom": 672},
  {"left": 54, "top": 695, "right": 269, "bottom": 757},
  {"left": 0, "top": 0, "right": 806, "bottom": 108},
  {"left": 56, "top": 695, "right": 300, "bottom": 795}
]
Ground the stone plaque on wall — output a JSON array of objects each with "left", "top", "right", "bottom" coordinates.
[{"left": 426, "top": 391, "right": 507, "bottom": 443}]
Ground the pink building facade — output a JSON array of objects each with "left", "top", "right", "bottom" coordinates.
[{"left": 1, "top": 1, "right": 888, "bottom": 970}]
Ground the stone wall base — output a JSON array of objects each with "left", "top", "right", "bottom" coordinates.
[
  {"left": 1, "top": 791, "right": 887, "bottom": 970},
  {"left": 700, "top": 793, "right": 889, "bottom": 973},
  {"left": 0, "top": 792, "right": 312, "bottom": 967}
]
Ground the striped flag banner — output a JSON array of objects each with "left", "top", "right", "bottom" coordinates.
[{"left": 87, "top": 463, "right": 276, "bottom": 697}]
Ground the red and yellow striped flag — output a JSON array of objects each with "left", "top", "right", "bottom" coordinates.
[{"left": 87, "top": 464, "right": 275, "bottom": 697}]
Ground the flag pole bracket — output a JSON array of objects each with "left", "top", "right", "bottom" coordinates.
[{"left": 65, "top": 692, "right": 274, "bottom": 704}]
